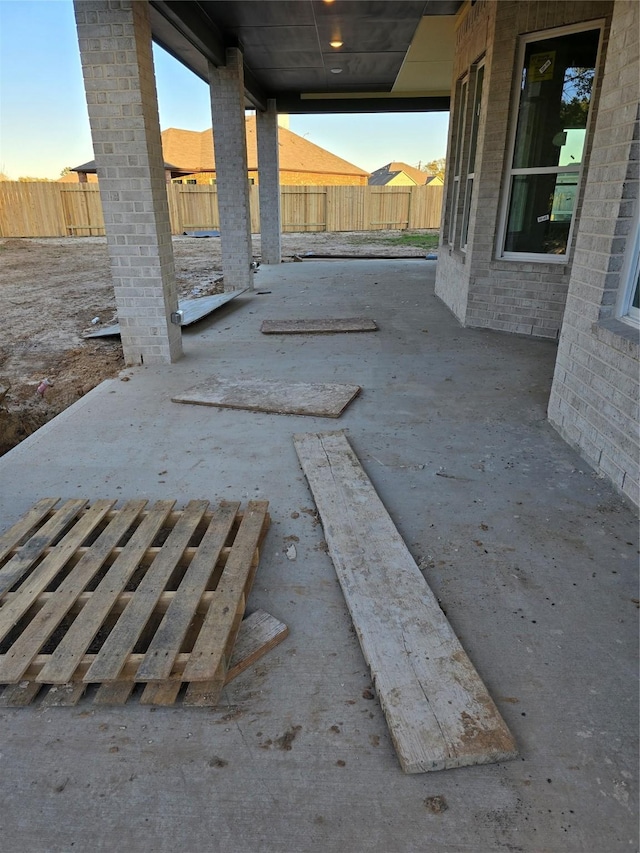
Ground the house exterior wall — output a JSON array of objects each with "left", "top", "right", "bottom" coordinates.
[
  {"left": 548, "top": 0, "right": 639, "bottom": 507},
  {"left": 436, "top": 0, "right": 614, "bottom": 338}
]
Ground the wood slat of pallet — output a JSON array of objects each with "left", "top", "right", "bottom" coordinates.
[
  {"left": 93, "top": 681, "right": 135, "bottom": 706},
  {"left": 172, "top": 377, "right": 361, "bottom": 419},
  {"left": 260, "top": 318, "right": 378, "bottom": 335},
  {"left": 0, "top": 501, "right": 147, "bottom": 684},
  {"left": 18, "top": 610, "right": 287, "bottom": 707},
  {"left": 181, "top": 501, "right": 269, "bottom": 704},
  {"left": 136, "top": 502, "right": 239, "bottom": 683},
  {"left": 0, "top": 499, "right": 88, "bottom": 597},
  {"left": 0, "top": 498, "right": 59, "bottom": 564},
  {"left": 0, "top": 500, "right": 115, "bottom": 649},
  {"left": 18, "top": 608, "right": 287, "bottom": 682},
  {"left": 293, "top": 430, "right": 518, "bottom": 774},
  {"left": 40, "top": 682, "right": 87, "bottom": 708},
  {"left": 0, "top": 681, "right": 44, "bottom": 707},
  {"left": 83, "top": 501, "right": 210, "bottom": 683},
  {"left": 36, "top": 500, "right": 175, "bottom": 684}
]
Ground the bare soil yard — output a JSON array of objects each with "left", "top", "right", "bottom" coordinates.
[{"left": 0, "top": 230, "right": 437, "bottom": 454}]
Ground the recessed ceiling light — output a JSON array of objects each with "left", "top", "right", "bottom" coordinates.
[
  {"left": 330, "top": 40, "right": 343, "bottom": 48},
  {"left": 330, "top": 67, "right": 343, "bottom": 74}
]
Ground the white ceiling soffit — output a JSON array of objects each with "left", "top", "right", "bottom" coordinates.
[{"left": 392, "top": 15, "right": 456, "bottom": 96}]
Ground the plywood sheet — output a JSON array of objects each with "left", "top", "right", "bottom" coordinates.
[
  {"left": 173, "top": 377, "right": 361, "bottom": 419},
  {"left": 85, "top": 291, "right": 246, "bottom": 338},
  {"left": 260, "top": 318, "right": 378, "bottom": 335},
  {"left": 293, "top": 430, "right": 518, "bottom": 774}
]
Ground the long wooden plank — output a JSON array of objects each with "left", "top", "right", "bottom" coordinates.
[
  {"left": 172, "top": 378, "right": 361, "bottom": 419},
  {"left": 260, "top": 318, "right": 378, "bottom": 335},
  {"left": 293, "top": 430, "right": 518, "bottom": 774},
  {"left": 0, "top": 499, "right": 88, "bottom": 596},
  {"left": 0, "top": 501, "right": 147, "bottom": 684},
  {"left": 36, "top": 500, "right": 175, "bottom": 684},
  {"left": 0, "top": 498, "right": 59, "bottom": 564},
  {"left": 83, "top": 501, "right": 210, "bottom": 683},
  {"left": 136, "top": 502, "right": 240, "bottom": 682},
  {"left": 182, "top": 501, "right": 269, "bottom": 684}
]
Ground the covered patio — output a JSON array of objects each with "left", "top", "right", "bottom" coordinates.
[{"left": 0, "top": 257, "right": 636, "bottom": 851}]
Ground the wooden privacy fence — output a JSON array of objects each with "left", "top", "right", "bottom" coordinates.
[{"left": 0, "top": 182, "right": 443, "bottom": 238}]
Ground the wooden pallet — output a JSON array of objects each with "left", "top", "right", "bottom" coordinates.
[{"left": 0, "top": 498, "right": 272, "bottom": 706}]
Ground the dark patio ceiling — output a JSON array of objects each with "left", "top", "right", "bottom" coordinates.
[{"left": 149, "top": 0, "right": 463, "bottom": 113}]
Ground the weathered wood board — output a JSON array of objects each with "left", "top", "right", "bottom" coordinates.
[
  {"left": 85, "top": 291, "right": 246, "bottom": 338},
  {"left": 293, "top": 430, "right": 518, "bottom": 774},
  {"left": 173, "top": 377, "right": 361, "bottom": 418},
  {"left": 260, "top": 318, "right": 378, "bottom": 335}
]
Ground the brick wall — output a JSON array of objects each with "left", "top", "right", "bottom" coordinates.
[
  {"left": 436, "top": 0, "right": 614, "bottom": 338},
  {"left": 74, "top": 0, "right": 181, "bottom": 365},
  {"left": 548, "top": 0, "right": 639, "bottom": 506}
]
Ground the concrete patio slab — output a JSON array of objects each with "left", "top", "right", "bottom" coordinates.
[{"left": 0, "top": 259, "right": 637, "bottom": 852}]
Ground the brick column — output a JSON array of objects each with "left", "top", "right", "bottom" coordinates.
[
  {"left": 256, "top": 100, "right": 282, "bottom": 265},
  {"left": 208, "top": 49, "right": 254, "bottom": 291},
  {"left": 74, "top": 0, "right": 182, "bottom": 365}
]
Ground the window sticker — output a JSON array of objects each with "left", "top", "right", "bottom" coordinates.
[{"left": 529, "top": 51, "right": 555, "bottom": 82}]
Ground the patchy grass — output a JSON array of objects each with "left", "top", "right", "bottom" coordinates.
[{"left": 379, "top": 232, "right": 440, "bottom": 250}]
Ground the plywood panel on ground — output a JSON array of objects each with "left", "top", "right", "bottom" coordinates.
[
  {"left": 173, "top": 377, "right": 361, "bottom": 418},
  {"left": 293, "top": 430, "right": 518, "bottom": 773}
]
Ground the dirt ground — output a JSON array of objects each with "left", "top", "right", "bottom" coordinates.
[{"left": 0, "top": 230, "right": 436, "bottom": 454}]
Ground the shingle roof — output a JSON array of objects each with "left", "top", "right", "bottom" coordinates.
[
  {"left": 161, "top": 117, "right": 369, "bottom": 177},
  {"left": 370, "top": 162, "right": 434, "bottom": 185},
  {"left": 368, "top": 170, "right": 404, "bottom": 186}
]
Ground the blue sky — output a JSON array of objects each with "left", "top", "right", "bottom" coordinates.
[{"left": 0, "top": 0, "right": 450, "bottom": 180}]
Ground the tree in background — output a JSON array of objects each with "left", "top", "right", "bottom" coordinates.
[{"left": 424, "top": 158, "right": 446, "bottom": 180}]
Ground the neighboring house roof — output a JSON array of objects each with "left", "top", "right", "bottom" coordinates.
[
  {"left": 368, "top": 170, "right": 409, "bottom": 186},
  {"left": 68, "top": 118, "right": 368, "bottom": 182},
  {"left": 66, "top": 159, "right": 183, "bottom": 177},
  {"left": 369, "top": 162, "right": 436, "bottom": 186},
  {"left": 161, "top": 117, "right": 369, "bottom": 177}
]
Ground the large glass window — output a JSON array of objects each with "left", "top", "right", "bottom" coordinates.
[
  {"left": 618, "top": 207, "right": 640, "bottom": 328},
  {"left": 448, "top": 76, "right": 468, "bottom": 245},
  {"left": 500, "top": 26, "right": 601, "bottom": 260},
  {"left": 461, "top": 64, "right": 484, "bottom": 250}
]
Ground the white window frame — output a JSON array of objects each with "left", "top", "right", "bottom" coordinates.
[
  {"left": 496, "top": 20, "right": 605, "bottom": 264},
  {"left": 448, "top": 75, "right": 469, "bottom": 246},
  {"left": 461, "top": 61, "right": 485, "bottom": 251},
  {"left": 617, "top": 202, "right": 640, "bottom": 328}
]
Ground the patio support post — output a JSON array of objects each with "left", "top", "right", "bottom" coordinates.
[
  {"left": 208, "top": 49, "right": 254, "bottom": 291},
  {"left": 256, "top": 99, "right": 282, "bottom": 264},
  {"left": 73, "top": 0, "right": 182, "bottom": 365}
]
